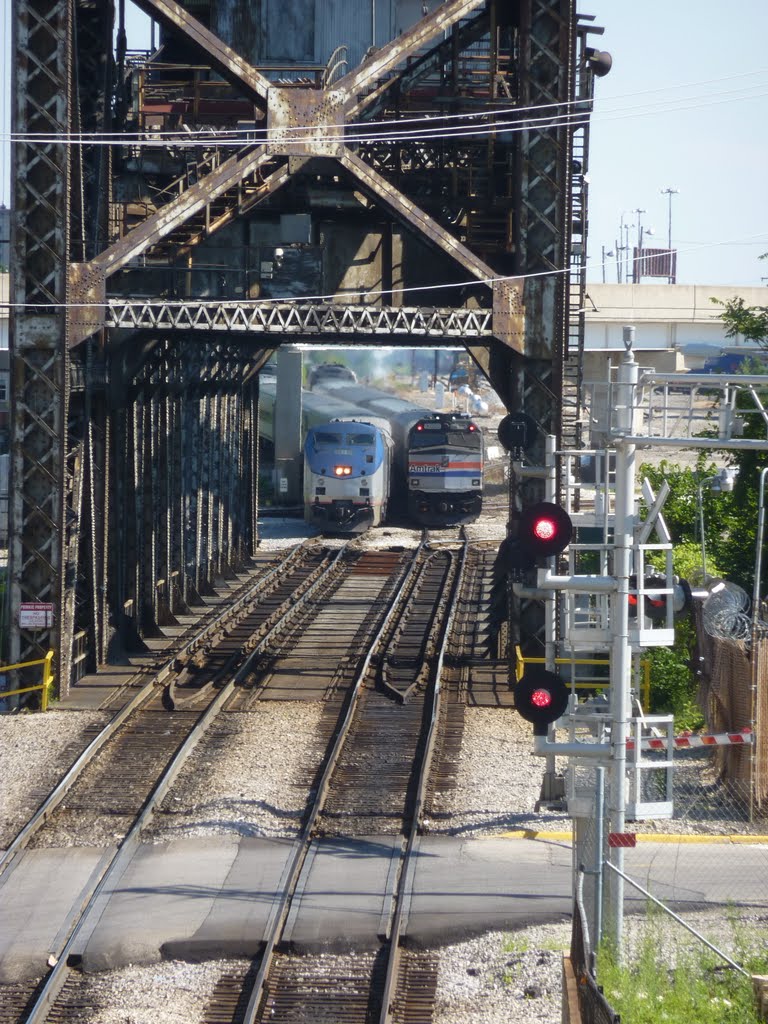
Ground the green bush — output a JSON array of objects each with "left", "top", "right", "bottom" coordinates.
[{"left": 645, "top": 645, "right": 703, "bottom": 732}]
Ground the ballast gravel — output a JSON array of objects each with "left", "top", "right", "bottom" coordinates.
[
  {"left": 1, "top": 515, "right": 755, "bottom": 1022},
  {"left": 0, "top": 709, "right": 110, "bottom": 848},
  {"left": 35, "top": 958, "right": 252, "bottom": 1024},
  {"left": 144, "top": 703, "right": 326, "bottom": 843}
]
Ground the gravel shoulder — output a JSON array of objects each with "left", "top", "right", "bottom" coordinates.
[{"left": 0, "top": 710, "right": 110, "bottom": 848}]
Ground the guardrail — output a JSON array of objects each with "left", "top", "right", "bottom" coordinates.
[{"left": 0, "top": 651, "right": 55, "bottom": 710}]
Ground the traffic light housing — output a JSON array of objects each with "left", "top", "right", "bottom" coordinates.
[
  {"left": 513, "top": 667, "right": 570, "bottom": 735},
  {"left": 628, "top": 575, "right": 693, "bottom": 623},
  {"left": 499, "top": 501, "right": 573, "bottom": 571},
  {"left": 498, "top": 412, "right": 538, "bottom": 453}
]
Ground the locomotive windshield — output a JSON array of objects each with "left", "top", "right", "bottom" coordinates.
[
  {"left": 410, "top": 419, "right": 482, "bottom": 449},
  {"left": 311, "top": 429, "right": 376, "bottom": 447}
]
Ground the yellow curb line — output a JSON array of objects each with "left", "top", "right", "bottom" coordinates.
[{"left": 495, "top": 830, "right": 768, "bottom": 845}]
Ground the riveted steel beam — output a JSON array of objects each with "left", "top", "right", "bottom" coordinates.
[
  {"left": 68, "top": 151, "right": 287, "bottom": 347},
  {"left": 93, "top": 146, "right": 276, "bottom": 277},
  {"left": 106, "top": 300, "right": 493, "bottom": 340},
  {"left": 131, "top": 0, "right": 271, "bottom": 107},
  {"left": 339, "top": 150, "right": 524, "bottom": 352},
  {"left": 350, "top": 11, "right": 491, "bottom": 121},
  {"left": 9, "top": 0, "right": 72, "bottom": 687},
  {"left": 336, "top": 0, "right": 487, "bottom": 114},
  {"left": 339, "top": 151, "right": 496, "bottom": 283}
]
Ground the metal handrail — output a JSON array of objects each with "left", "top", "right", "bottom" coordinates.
[
  {"left": 0, "top": 650, "right": 55, "bottom": 710},
  {"left": 515, "top": 648, "right": 652, "bottom": 710}
]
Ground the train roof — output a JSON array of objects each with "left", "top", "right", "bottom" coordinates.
[
  {"left": 260, "top": 379, "right": 372, "bottom": 442},
  {"left": 312, "top": 382, "right": 432, "bottom": 421}
]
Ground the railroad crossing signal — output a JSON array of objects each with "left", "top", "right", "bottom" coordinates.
[
  {"left": 513, "top": 667, "right": 569, "bottom": 735},
  {"left": 499, "top": 501, "right": 573, "bottom": 571},
  {"left": 627, "top": 575, "right": 693, "bottom": 623}
]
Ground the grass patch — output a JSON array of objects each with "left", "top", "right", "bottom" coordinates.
[
  {"left": 597, "top": 925, "right": 768, "bottom": 1023},
  {"left": 501, "top": 935, "right": 530, "bottom": 955}
]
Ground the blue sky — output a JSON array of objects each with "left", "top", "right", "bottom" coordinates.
[
  {"left": 3, "top": 1, "right": 768, "bottom": 287},
  {"left": 583, "top": 0, "right": 768, "bottom": 287}
]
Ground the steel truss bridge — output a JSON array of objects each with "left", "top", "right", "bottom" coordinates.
[{"left": 10, "top": 0, "right": 602, "bottom": 692}]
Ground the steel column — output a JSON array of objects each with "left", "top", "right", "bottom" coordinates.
[{"left": 10, "top": 0, "right": 72, "bottom": 687}]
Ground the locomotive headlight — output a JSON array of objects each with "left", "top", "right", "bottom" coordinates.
[{"left": 334, "top": 465, "right": 352, "bottom": 476}]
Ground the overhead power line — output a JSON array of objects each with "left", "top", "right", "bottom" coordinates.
[
  {"left": 2, "top": 232, "right": 767, "bottom": 314},
  {"left": 3, "top": 72, "right": 768, "bottom": 148}
]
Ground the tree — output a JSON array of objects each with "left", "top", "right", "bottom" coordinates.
[
  {"left": 639, "top": 457, "right": 738, "bottom": 583},
  {"left": 711, "top": 254, "right": 768, "bottom": 347}
]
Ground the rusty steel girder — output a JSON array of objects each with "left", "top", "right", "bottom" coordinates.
[
  {"left": 68, "top": 149, "right": 287, "bottom": 346},
  {"left": 9, "top": 0, "right": 72, "bottom": 681},
  {"left": 131, "top": 0, "right": 272, "bottom": 107},
  {"left": 9, "top": 0, "right": 591, "bottom": 698},
  {"left": 66, "top": 0, "right": 522, "bottom": 353}
]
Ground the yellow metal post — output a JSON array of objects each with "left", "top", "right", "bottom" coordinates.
[{"left": 42, "top": 650, "right": 55, "bottom": 710}]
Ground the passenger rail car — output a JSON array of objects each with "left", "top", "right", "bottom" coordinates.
[
  {"left": 407, "top": 413, "right": 483, "bottom": 526},
  {"left": 304, "top": 419, "right": 393, "bottom": 533},
  {"left": 312, "top": 382, "right": 485, "bottom": 527}
]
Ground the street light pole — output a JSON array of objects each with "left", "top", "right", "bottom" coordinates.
[
  {"left": 660, "top": 187, "right": 679, "bottom": 284},
  {"left": 619, "top": 211, "right": 635, "bottom": 284},
  {"left": 633, "top": 209, "right": 646, "bottom": 284}
]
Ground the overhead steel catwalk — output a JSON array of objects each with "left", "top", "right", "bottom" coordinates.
[{"left": 10, "top": 0, "right": 603, "bottom": 694}]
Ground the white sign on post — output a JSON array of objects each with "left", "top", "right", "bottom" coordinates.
[{"left": 19, "top": 603, "right": 54, "bottom": 629}]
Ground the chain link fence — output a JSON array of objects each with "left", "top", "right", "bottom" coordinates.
[
  {"left": 571, "top": 870, "right": 620, "bottom": 1024},
  {"left": 570, "top": 749, "right": 768, "bottom": 1020}
]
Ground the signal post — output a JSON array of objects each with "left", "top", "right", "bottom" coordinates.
[{"left": 500, "top": 328, "right": 768, "bottom": 955}]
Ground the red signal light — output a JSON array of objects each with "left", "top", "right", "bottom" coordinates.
[
  {"left": 532, "top": 516, "right": 557, "bottom": 543},
  {"left": 531, "top": 687, "right": 554, "bottom": 708},
  {"left": 514, "top": 668, "right": 569, "bottom": 735},
  {"left": 496, "top": 503, "right": 572, "bottom": 573},
  {"left": 468, "top": 422, "right": 477, "bottom": 432},
  {"left": 416, "top": 423, "right": 424, "bottom": 431},
  {"left": 519, "top": 502, "right": 572, "bottom": 559}
]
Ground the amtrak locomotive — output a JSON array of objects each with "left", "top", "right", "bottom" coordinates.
[
  {"left": 303, "top": 418, "right": 393, "bottom": 533},
  {"left": 407, "top": 413, "right": 484, "bottom": 526},
  {"left": 308, "top": 378, "right": 484, "bottom": 529}
]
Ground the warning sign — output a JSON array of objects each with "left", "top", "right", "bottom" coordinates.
[{"left": 19, "top": 603, "right": 54, "bottom": 629}]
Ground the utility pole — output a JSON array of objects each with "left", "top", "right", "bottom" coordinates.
[{"left": 660, "top": 188, "right": 679, "bottom": 284}]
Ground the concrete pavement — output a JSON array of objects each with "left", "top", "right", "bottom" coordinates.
[{"left": 1, "top": 833, "right": 766, "bottom": 981}]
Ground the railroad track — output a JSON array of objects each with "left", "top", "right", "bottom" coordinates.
[
  {"left": 1, "top": 541, "right": 437, "bottom": 1023},
  {"left": 0, "top": 535, "right": 499, "bottom": 1024},
  {"left": 220, "top": 541, "right": 469, "bottom": 1024}
]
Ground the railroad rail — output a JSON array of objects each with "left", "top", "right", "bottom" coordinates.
[
  {"left": 3, "top": 541, "right": 439, "bottom": 1023},
  {"left": 236, "top": 540, "right": 467, "bottom": 1024},
  {"left": 8, "top": 544, "right": 365, "bottom": 1024},
  {"left": 0, "top": 543, "right": 316, "bottom": 883},
  {"left": 0, "top": 536, "right": 502, "bottom": 1024}
]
